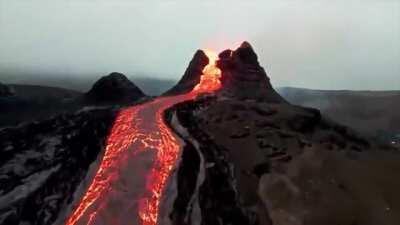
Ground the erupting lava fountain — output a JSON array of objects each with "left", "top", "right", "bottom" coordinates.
[{"left": 65, "top": 50, "right": 221, "bottom": 225}]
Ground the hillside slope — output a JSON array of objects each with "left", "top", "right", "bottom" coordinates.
[{"left": 279, "top": 87, "right": 400, "bottom": 141}]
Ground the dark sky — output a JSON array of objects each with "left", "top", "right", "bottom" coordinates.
[{"left": 0, "top": 0, "right": 399, "bottom": 90}]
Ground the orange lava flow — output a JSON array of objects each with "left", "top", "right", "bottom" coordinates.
[
  {"left": 65, "top": 50, "right": 221, "bottom": 225},
  {"left": 192, "top": 49, "right": 222, "bottom": 94}
]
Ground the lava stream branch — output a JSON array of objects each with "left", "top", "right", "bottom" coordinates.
[
  {"left": 65, "top": 50, "right": 221, "bottom": 225},
  {"left": 66, "top": 107, "right": 141, "bottom": 225}
]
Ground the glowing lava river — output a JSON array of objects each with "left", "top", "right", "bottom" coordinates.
[{"left": 65, "top": 50, "right": 221, "bottom": 225}]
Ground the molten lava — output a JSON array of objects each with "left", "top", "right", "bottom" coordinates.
[
  {"left": 65, "top": 50, "right": 221, "bottom": 225},
  {"left": 192, "top": 49, "right": 222, "bottom": 94}
]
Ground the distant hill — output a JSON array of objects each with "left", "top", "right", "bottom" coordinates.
[
  {"left": 0, "top": 85, "right": 83, "bottom": 126},
  {"left": 0, "top": 73, "right": 148, "bottom": 127},
  {"left": 0, "top": 73, "right": 176, "bottom": 96},
  {"left": 9, "top": 84, "right": 82, "bottom": 100},
  {"left": 84, "top": 72, "right": 146, "bottom": 104},
  {"left": 278, "top": 87, "right": 400, "bottom": 141},
  {"left": 131, "top": 77, "right": 176, "bottom": 96}
]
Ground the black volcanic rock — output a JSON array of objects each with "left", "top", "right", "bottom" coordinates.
[
  {"left": 85, "top": 72, "right": 145, "bottom": 104},
  {"left": 164, "top": 50, "right": 209, "bottom": 96},
  {"left": 0, "top": 82, "right": 14, "bottom": 97},
  {"left": 217, "top": 42, "right": 286, "bottom": 103},
  {"left": 0, "top": 85, "right": 84, "bottom": 127},
  {"left": 0, "top": 108, "right": 117, "bottom": 225}
]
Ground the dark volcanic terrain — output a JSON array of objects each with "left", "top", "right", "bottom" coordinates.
[
  {"left": 278, "top": 87, "right": 400, "bottom": 143},
  {"left": 0, "top": 107, "right": 118, "bottom": 225},
  {"left": 0, "top": 74, "right": 146, "bottom": 225},
  {"left": 0, "top": 42, "right": 399, "bottom": 225},
  {"left": 0, "top": 73, "right": 147, "bottom": 127},
  {"left": 165, "top": 43, "right": 400, "bottom": 225}
]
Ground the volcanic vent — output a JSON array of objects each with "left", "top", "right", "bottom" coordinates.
[{"left": 165, "top": 42, "right": 285, "bottom": 103}]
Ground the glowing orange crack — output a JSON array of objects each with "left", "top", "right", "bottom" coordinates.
[{"left": 65, "top": 50, "right": 221, "bottom": 225}]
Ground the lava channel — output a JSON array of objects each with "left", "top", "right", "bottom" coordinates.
[{"left": 65, "top": 50, "right": 221, "bottom": 225}]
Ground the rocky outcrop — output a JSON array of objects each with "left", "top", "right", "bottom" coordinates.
[
  {"left": 0, "top": 82, "right": 14, "bottom": 97},
  {"left": 164, "top": 50, "right": 209, "bottom": 96},
  {"left": 216, "top": 42, "right": 286, "bottom": 103},
  {"left": 85, "top": 72, "right": 145, "bottom": 104}
]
